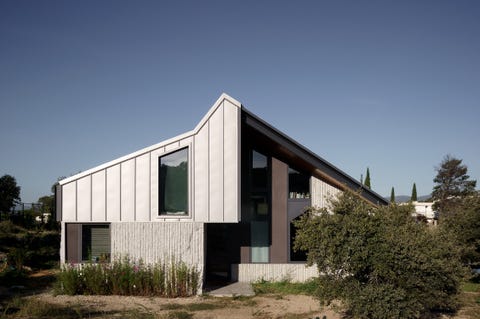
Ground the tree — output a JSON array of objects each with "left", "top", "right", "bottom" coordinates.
[
  {"left": 411, "top": 183, "right": 417, "bottom": 201},
  {"left": 432, "top": 155, "right": 476, "bottom": 216},
  {"left": 390, "top": 187, "right": 395, "bottom": 203},
  {"left": 364, "top": 167, "right": 371, "bottom": 189},
  {"left": 440, "top": 193, "right": 480, "bottom": 270},
  {"left": 294, "top": 190, "right": 464, "bottom": 319},
  {"left": 0, "top": 174, "right": 21, "bottom": 218}
]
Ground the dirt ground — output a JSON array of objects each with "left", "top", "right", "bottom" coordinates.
[{"left": 30, "top": 292, "right": 342, "bottom": 319}]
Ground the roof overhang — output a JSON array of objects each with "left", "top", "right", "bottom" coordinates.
[{"left": 242, "top": 108, "right": 388, "bottom": 206}]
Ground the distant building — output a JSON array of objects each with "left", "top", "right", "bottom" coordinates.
[{"left": 411, "top": 201, "right": 438, "bottom": 224}]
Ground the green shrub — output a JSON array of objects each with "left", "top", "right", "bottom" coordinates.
[
  {"left": 55, "top": 257, "right": 200, "bottom": 297},
  {"left": 252, "top": 278, "right": 317, "bottom": 295},
  {"left": 294, "top": 190, "right": 465, "bottom": 319}
]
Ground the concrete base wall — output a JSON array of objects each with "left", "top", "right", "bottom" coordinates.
[
  {"left": 233, "top": 263, "right": 317, "bottom": 283},
  {"left": 111, "top": 222, "right": 204, "bottom": 268}
]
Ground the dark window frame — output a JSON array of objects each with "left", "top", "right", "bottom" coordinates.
[{"left": 158, "top": 147, "right": 189, "bottom": 216}]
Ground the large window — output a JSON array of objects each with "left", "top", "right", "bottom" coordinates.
[
  {"left": 250, "top": 150, "right": 270, "bottom": 263},
  {"left": 66, "top": 223, "right": 111, "bottom": 263},
  {"left": 159, "top": 148, "right": 188, "bottom": 216}
]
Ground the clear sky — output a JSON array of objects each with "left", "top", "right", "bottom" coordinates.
[{"left": 1, "top": 0, "right": 479, "bottom": 203}]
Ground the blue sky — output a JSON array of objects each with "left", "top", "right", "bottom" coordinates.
[{"left": 1, "top": 0, "right": 479, "bottom": 202}]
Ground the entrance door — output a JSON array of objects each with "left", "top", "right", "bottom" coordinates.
[{"left": 205, "top": 223, "right": 242, "bottom": 284}]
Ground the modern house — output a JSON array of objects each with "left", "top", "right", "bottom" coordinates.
[{"left": 56, "top": 93, "right": 387, "bottom": 288}]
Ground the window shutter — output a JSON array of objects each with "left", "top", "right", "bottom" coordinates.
[{"left": 90, "top": 226, "right": 110, "bottom": 259}]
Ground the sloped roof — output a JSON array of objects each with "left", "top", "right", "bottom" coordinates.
[
  {"left": 58, "top": 93, "right": 388, "bottom": 205},
  {"left": 59, "top": 93, "right": 240, "bottom": 185}
]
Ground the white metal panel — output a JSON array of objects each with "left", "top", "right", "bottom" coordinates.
[
  {"left": 179, "top": 136, "right": 192, "bottom": 147},
  {"left": 62, "top": 182, "right": 76, "bottom": 221},
  {"left": 208, "top": 102, "right": 224, "bottom": 222},
  {"left": 135, "top": 153, "right": 150, "bottom": 221},
  {"left": 91, "top": 170, "right": 106, "bottom": 221},
  {"left": 77, "top": 175, "right": 91, "bottom": 221},
  {"left": 121, "top": 159, "right": 135, "bottom": 221},
  {"left": 150, "top": 147, "right": 165, "bottom": 217},
  {"left": 106, "top": 165, "right": 121, "bottom": 222},
  {"left": 194, "top": 123, "right": 209, "bottom": 222},
  {"left": 165, "top": 141, "right": 180, "bottom": 152},
  {"left": 223, "top": 100, "right": 239, "bottom": 222}
]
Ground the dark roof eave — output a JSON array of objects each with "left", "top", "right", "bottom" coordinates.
[{"left": 241, "top": 107, "right": 388, "bottom": 206}]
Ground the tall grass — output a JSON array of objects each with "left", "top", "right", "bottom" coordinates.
[{"left": 55, "top": 257, "right": 200, "bottom": 297}]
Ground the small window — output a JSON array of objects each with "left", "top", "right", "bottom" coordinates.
[
  {"left": 289, "top": 168, "right": 310, "bottom": 199},
  {"left": 159, "top": 148, "right": 189, "bottom": 215},
  {"left": 82, "top": 224, "right": 111, "bottom": 262}
]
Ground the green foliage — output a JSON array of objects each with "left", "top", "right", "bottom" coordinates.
[
  {"left": 439, "top": 194, "right": 480, "bottom": 269},
  {"left": 390, "top": 187, "right": 395, "bottom": 203},
  {"left": 252, "top": 278, "right": 317, "bottom": 296},
  {"left": 0, "top": 174, "right": 21, "bottom": 216},
  {"left": 364, "top": 168, "right": 371, "bottom": 189},
  {"left": 55, "top": 257, "right": 200, "bottom": 297},
  {"left": 432, "top": 155, "right": 476, "bottom": 215},
  {"left": 294, "top": 190, "right": 465, "bottom": 319},
  {"left": 411, "top": 183, "right": 417, "bottom": 201}
]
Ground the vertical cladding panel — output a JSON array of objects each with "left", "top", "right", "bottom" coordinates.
[
  {"left": 121, "top": 159, "right": 135, "bottom": 221},
  {"left": 271, "top": 158, "right": 288, "bottom": 263},
  {"left": 208, "top": 103, "right": 224, "bottom": 222},
  {"left": 77, "top": 175, "right": 91, "bottom": 221},
  {"left": 106, "top": 165, "right": 121, "bottom": 221},
  {"left": 135, "top": 153, "right": 150, "bottom": 221},
  {"left": 311, "top": 176, "right": 341, "bottom": 209},
  {"left": 92, "top": 170, "right": 106, "bottom": 221},
  {"left": 62, "top": 182, "right": 76, "bottom": 221},
  {"left": 194, "top": 124, "right": 209, "bottom": 222},
  {"left": 150, "top": 147, "right": 165, "bottom": 217},
  {"left": 223, "top": 101, "right": 239, "bottom": 222}
]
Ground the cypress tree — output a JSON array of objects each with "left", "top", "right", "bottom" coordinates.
[
  {"left": 411, "top": 183, "right": 418, "bottom": 201},
  {"left": 390, "top": 187, "right": 395, "bottom": 203},
  {"left": 364, "top": 168, "right": 371, "bottom": 189}
]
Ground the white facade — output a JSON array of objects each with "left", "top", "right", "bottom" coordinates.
[
  {"left": 412, "top": 201, "right": 437, "bottom": 220},
  {"left": 59, "top": 94, "right": 241, "bottom": 224}
]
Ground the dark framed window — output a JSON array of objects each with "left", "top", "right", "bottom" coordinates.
[
  {"left": 159, "top": 147, "right": 189, "bottom": 216},
  {"left": 288, "top": 168, "right": 310, "bottom": 199},
  {"left": 250, "top": 150, "right": 270, "bottom": 263},
  {"left": 81, "top": 224, "right": 111, "bottom": 263}
]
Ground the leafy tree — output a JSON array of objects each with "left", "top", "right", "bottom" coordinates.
[
  {"left": 364, "top": 167, "right": 371, "bottom": 189},
  {"left": 439, "top": 194, "right": 480, "bottom": 270},
  {"left": 432, "top": 155, "right": 476, "bottom": 216},
  {"left": 0, "top": 175, "right": 21, "bottom": 218},
  {"left": 411, "top": 183, "right": 417, "bottom": 201},
  {"left": 294, "top": 190, "right": 464, "bottom": 319},
  {"left": 390, "top": 187, "right": 395, "bottom": 203}
]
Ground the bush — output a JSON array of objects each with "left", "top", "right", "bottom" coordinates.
[
  {"left": 294, "top": 190, "right": 465, "bottom": 319},
  {"left": 55, "top": 257, "right": 200, "bottom": 297}
]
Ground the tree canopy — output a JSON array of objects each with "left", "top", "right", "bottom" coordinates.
[
  {"left": 0, "top": 174, "right": 21, "bottom": 214},
  {"left": 294, "top": 190, "right": 464, "bottom": 319},
  {"left": 432, "top": 155, "right": 476, "bottom": 215},
  {"left": 390, "top": 187, "right": 395, "bottom": 203}
]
